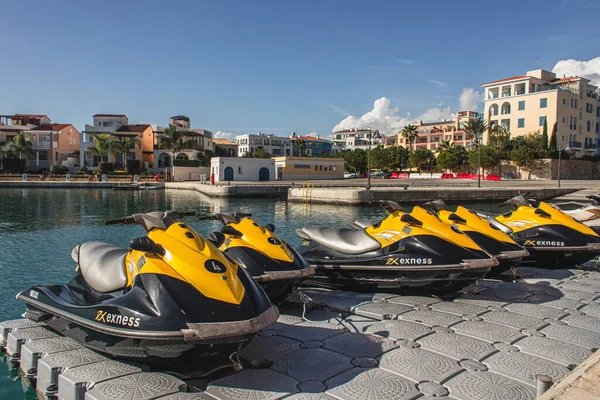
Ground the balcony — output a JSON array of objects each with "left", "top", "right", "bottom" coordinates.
[
  {"left": 31, "top": 140, "right": 51, "bottom": 149},
  {"left": 26, "top": 160, "right": 49, "bottom": 168},
  {"left": 569, "top": 141, "right": 582, "bottom": 149},
  {"left": 585, "top": 143, "right": 597, "bottom": 150}
]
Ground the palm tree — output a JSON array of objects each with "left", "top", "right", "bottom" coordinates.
[
  {"left": 463, "top": 118, "right": 488, "bottom": 142},
  {"left": 401, "top": 125, "right": 418, "bottom": 152},
  {"left": 12, "top": 133, "right": 33, "bottom": 161},
  {"left": 435, "top": 139, "right": 455, "bottom": 154},
  {"left": 89, "top": 133, "right": 112, "bottom": 172},
  {"left": 110, "top": 137, "right": 141, "bottom": 169},
  {"left": 158, "top": 125, "right": 186, "bottom": 179},
  {"left": 293, "top": 138, "right": 306, "bottom": 157}
]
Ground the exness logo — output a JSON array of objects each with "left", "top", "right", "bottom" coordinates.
[
  {"left": 95, "top": 310, "right": 140, "bottom": 328},
  {"left": 386, "top": 257, "right": 433, "bottom": 265},
  {"left": 523, "top": 240, "right": 565, "bottom": 247}
]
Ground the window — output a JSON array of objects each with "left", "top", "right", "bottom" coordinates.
[
  {"left": 539, "top": 116, "right": 546, "bottom": 126},
  {"left": 333, "top": 166, "right": 337, "bottom": 171},
  {"left": 294, "top": 164, "right": 310, "bottom": 169},
  {"left": 575, "top": 100, "right": 578, "bottom": 108},
  {"left": 518, "top": 101, "right": 525, "bottom": 111},
  {"left": 518, "top": 118, "right": 525, "bottom": 128},
  {"left": 540, "top": 98, "right": 547, "bottom": 108},
  {"left": 586, "top": 103, "right": 594, "bottom": 113},
  {"left": 238, "top": 167, "right": 242, "bottom": 174},
  {"left": 588, "top": 121, "right": 592, "bottom": 132},
  {"left": 314, "top": 165, "right": 318, "bottom": 171},
  {"left": 319, "top": 165, "right": 323, "bottom": 171},
  {"left": 563, "top": 99, "right": 567, "bottom": 105}
]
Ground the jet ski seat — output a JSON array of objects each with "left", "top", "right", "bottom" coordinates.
[
  {"left": 72, "top": 241, "right": 129, "bottom": 293},
  {"left": 298, "top": 226, "right": 381, "bottom": 254},
  {"left": 349, "top": 218, "right": 380, "bottom": 230}
]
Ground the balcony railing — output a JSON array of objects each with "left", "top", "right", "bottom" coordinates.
[
  {"left": 569, "top": 141, "right": 582, "bottom": 149},
  {"left": 31, "top": 141, "right": 51, "bottom": 149},
  {"left": 26, "top": 160, "right": 49, "bottom": 167},
  {"left": 584, "top": 143, "right": 597, "bottom": 150}
]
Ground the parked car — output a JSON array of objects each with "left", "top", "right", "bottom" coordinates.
[
  {"left": 370, "top": 171, "right": 389, "bottom": 179},
  {"left": 344, "top": 172, "right": 358, "bottom": 178}
]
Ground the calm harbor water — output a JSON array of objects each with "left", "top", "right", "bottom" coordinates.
[{"left": 0, "top": 188, "right": 501, "bottom": 399}]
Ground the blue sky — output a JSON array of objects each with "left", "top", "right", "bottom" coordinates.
[{"left": 2, "top": 0, "right": 600, "bottom": 138}]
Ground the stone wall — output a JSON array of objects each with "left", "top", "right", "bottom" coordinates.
[{"left": 484, "top": 159, "right": 600, "bottom": 180}]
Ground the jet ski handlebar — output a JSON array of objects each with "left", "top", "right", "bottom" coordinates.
[
  {"left": 104, "top": 210, "right": 197, "bottom": 230},
  {"left": 198, "top": 212, "right": 252, "bottom": 223}
]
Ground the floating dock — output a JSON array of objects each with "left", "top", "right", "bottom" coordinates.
[{"left": 2, "top": 267, "right": 600, "bottom": 399}]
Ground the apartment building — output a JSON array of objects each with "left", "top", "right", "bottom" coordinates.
[
  {"left": 482, "top": 69, "right": 599, "bottom": 155},
  {"left": 234, "top": 133, "right": 292, "bottom": 157},
  {"left": 397, "top": 111, "right": 482, "bottom": 152},
  {"left": 289, "top": 133, "right": 333, "bottom": 157},
  {"left": 81, "top": 114, "right": 153, "bottom": 169},
  {"left": 332, "top": 128, "right": 384, "bottom": 150}
]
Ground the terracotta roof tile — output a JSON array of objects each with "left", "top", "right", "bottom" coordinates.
[
  {"left": 116, "top": 124, "right": 151, "bottom": 133},
  {"left": 213, "top": 138, "right": 237, "bottom": 145},
  {"left": 482, "top": 75, "right": 528, "bottom": 86},
  {"left": 29, "top": 124, "right": 73, "bottom": 131}
]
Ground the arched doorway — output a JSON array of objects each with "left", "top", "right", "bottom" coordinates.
[
  {"left": 224, "top": 166, "right": 234, "bottom": 181},
  {"left": 158, "top": 153, "right": 171, "bottom": 169},
  {"left": 176, "top": 153, "right": 189, "bottom": 160},
  {"left": 259, "top": 167, "right": 270, "bottom": 181}
]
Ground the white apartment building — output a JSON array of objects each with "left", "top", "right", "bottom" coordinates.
[
  {"left": 482, "top": 69, "right": 600, "bottom": 155},
  {"left": 234, "top": 133, "right": 292, "bottom": 157},
  {"left": 332, "top": 128, "right": 384, "bottom": 150}
]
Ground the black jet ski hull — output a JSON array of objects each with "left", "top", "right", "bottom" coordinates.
[
  {"left": 223, "top": 246, "right": 314, "bottom": 305},
  {"left": 303, "top": 262, "right": 493, "bottom": 293},
  {"left": 511, "top": 225, "right": 600, "bottom": 269},
  {"left": 297, "top": 234, "right": 497, "bottom": 294},
  {"left": 17, "top": 271, "right": 277, "bottom": 369},
  {"left": 463, "top": 231, "right": 528, "bottom": 277}
]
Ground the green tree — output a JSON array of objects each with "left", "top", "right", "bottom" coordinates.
[
  {"left": 468, "top": 145, "right": 501, "bottom": 172},
  {"left": 509, "top": 132, "right": 548, "bottom": 179},
  {"left": 549, "top": 121, "right": 558, "bottom": 155},
  {"left": 196, "top": 150, "right": 215, "bottom": 166},
  {"left": 369, "top": 145, "right": 389, "bottom": 170},
  {"left": 110, "top": 137, "right": 141, "bottom": 169},
  {"left": 11, "top": 132, "right": 33, "bottom": 161},
  {"left": 409, "top": 148, "right": 436, "bottom": 173},
  {"left": 541, "top": 118, "right": 548, "bottom": 151},
  {"left": 158, "top": 125, "right": 187, "bottom": 179},
  {"left": 89, "top": 133, "right": 112, "bottom": 174},
  {"left": 435, "top": 140, "right": 455, "bottom": 154},
  {"left": 436, "top": 146, "right": 468, "bottom": 172},
  {"left": 386, "top": 145, "right": 409, "bottom": 170},
  {"left": 338, "top": 149, "right": 367, "bottom": 173},
  {"left": 253, "top": 146, "right": 272, "bottom": 158},
  {"left": 488, "top": 126, "right": 511, "bottom": 176},
  {"left": 463, "top": 118, "right": 488, "bottom": 142},
  {"left": 401, "top": 125, "right": 418, "bottom": 152},
  {"left": 293, "top": 138, "right": 306, "bottom": 157}
]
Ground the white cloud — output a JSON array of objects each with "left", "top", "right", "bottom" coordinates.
[
  {"left": 429, "top": 79, "right": 449, "bottom": 88},
  {"left": 213, "top": 131, "right": 233, "bottom": 139},
  {"left": 458, "top": 88, "right": 481, "bottom": 111},
  {"left": 552, "top": 56, "right": 600, "bottom": 87},
  {"left": 331, "top": 97, "right": 454, "bottom": 137}
]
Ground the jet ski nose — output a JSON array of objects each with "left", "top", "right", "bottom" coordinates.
[{"left": 461, "top": 257, "right": 499, "bottom": 269}]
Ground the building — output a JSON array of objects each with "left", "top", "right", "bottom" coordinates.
[
  {"left": 234, "top": 133, "right": 292, "bottom": 157},
  {"left": 153, "top": 115, "right": 214, "bottom": 172},
  {"left": 0, "top": 114, "right": 53, "bottom": 142},
  {"left": 482, "top": 69, "right": 600, "bottom": 155},
  {"left": 289, "top": 133, "right": 333, "bottom": 157},
  {"left": 273, "top": 157, "right": 344, "bottom": 180},
  {"left": 398, "top": 111, "right": 482, "bottom": 152},
  {"left": 27, "top": 124, "right": 81, "bottom": 169},
  {"left": 81, "top": 114, "right": 153, "bottom": 170},
  {"left": 213, "top": 138, "right": 238, "bottom": 157},
  {"left": 332, "top": 128, "right": 384, "bottom": 150},
  {"left": 383, "top": 135, "right": 398, "bottom": 147},
  {"left": 210, "top": 157, "right": 274, "bottom": 182}
]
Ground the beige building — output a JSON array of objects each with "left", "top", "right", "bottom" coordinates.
[
  {"left": 397, "top": 111, "right": 482, "bottom": 152},
  {"left": 273, "top": 157, "right": 344, "bottom": 180},
  {"left": 482, "top": 69, "right": 599, "bottom": 155}
]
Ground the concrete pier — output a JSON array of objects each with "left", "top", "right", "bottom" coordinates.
[{"left": 4, "top": 266, "right": 600, "bottom": 399}]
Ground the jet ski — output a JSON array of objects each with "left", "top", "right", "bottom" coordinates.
[
  {"left": 553, "top": 194, "right": 600, "bottom": 231},
  {"left": 16, "top": 211, "right": 278, "bottom": 368},
  {"left": 200, "top": 212, "right": 314, "bottom": 304},
  {"left": 296, "top": 201, "right": 498, "bottom": 293},
  {"left": 478, "top": 194, "right": 600, "bottom": 268},
  {"left": 421, "top": 200, "right": 529, "bottom": 276}
]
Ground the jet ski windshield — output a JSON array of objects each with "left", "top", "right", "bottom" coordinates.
[
  {"left": 105, "top": 210, "right": 198, "bottom": 231},
  {"left": 499, "top": 194, "right": 530, "bottom": 209}
]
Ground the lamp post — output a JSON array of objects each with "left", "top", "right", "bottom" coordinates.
[
  {"left": 367, "top": 129, "right": 381, "bottom": 190},
  {"left": 557, "top": 144, "right": 570, "bottom": 188},
  {"left": 476, "top": 135, "right": 481, "bottom": 188}
]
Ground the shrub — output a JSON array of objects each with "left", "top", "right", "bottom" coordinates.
[
  {"left": 51, "top": 164, "right": 69, "bottom": 175},
  {"left": 173, "top": 159, "right": 201, "bottom": 167}
]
